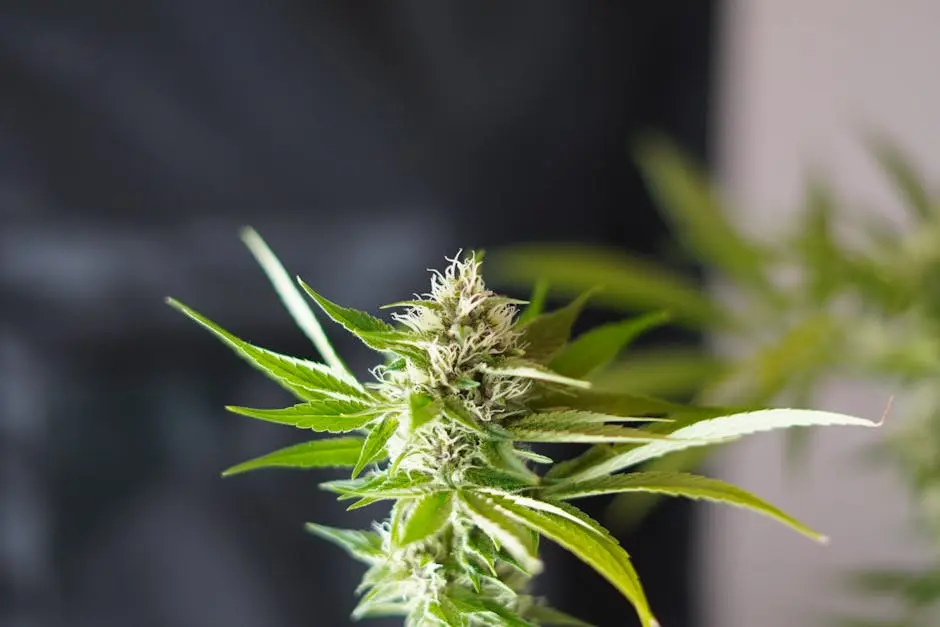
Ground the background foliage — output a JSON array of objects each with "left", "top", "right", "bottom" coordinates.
[{"left": 494, "top": 136, "right": 940, "bottom": 626}]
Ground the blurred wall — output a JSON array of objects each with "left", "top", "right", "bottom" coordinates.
[{"left": 705, "top": 1, "right": 940, "bottom": 626}]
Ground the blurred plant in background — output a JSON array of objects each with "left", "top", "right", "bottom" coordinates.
[{"left": 494, "top": 135, "right": 940, "bottom": 626}]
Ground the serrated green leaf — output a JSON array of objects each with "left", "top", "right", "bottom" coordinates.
[
  {"left": 546, "top": 471, "right": 826, "bottom": 542},
  {"left": 304, "top": 523, "right": 385, "bottom": 563},
  {"left": 513, "top": 448, "right": 554, "bottom": 464},
  {"left": 399, "top": 492, "right": 453, "bottom": 546},
  {"left": 449, "top": 592, "right": 537, "bottom": 627},
  {"left": 635, "top": 135, "right": 770, "bottom": 291},
  {"left": 525, "top": 605, "right": 596, "bottom": 626},
  {"left": 485, "top": 362, "right": 591, "bottom": 389},
  {"left": 459, "top": 492, "right": 542, "bottom": 575},
  {"left": 481, "top": 491, "right": 657, "bottom": 627},
  {"left": 427, "top": 597, "right": 468, "bottom": 627},
  {"left": 225, "top": 399, "right": 381, "bottom": 433},
  {"left": 222, "top": 436, "right": 364, "bottom": 476},
  {"left": 463, "top": 467, "right": 536, "bottom": 492},
  {"left": 566, "top": 408, "right": 882, "bottom": 482},
  {"left": 517, "top": 279, "right": 550, "bottom": 325},
  {"left": 297, "top": 279, "right": 396, "bottom": 351},
  {"left": 321, "top": 472, "right": 439, "bottom": 501},
  {"left": 549, "top": 312, "right": 670, "bottom": 378},
  {"left": 518, "top": 291, "right": 595, "bottom": 363},
  {"left": 166, "top": 299, "right": 365, "bottom": 401},
  {"left": 353, "top": 416, "right": 398, "bottom": 477},
  {"left": 410, "top": 392, "right": 442, "bottom": 432},
  {"left": 493, "top": 244, "right": 723, "bottom": 327}
]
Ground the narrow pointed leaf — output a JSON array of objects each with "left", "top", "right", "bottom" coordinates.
[
  {"left": 304, "top": 523, "right": 385, "bottom": 563},
  {"left": 545, "top": 471, "right": 826, "bottom": 542},
  {"left": 531, "top": 389, "right": 717, "bottom": 418},
  {"left": 518, "top": 291, "right": 594, "bottom": 363},
  {"left": 166, "top": 299, "right": 365, "bottom": 400},
  {"left": 222, "top": 437, "right": 364, "bottom": 476},
  {"left": 483, "top": 492, "right": 657, "bottom": 627},
  {"left": 567, "top": 408, "right": 882, "bottom": 482},
  {"left": 866, "top": 132, "right": 932, "bottom": 219},
  {"left": 225, "top": 399, "right": 381, "bottom": 433},
  {"left": 399, "top": 492, "right": 453, "bottom": 546},
  {"left": 353, "top": 416, "right": 398, "bottom": 477},
  {"left": 508, "top": 422, "right": 673, "bottom": 444},
  {"left": 549, "top": 312, "right": 670, "bottom": 378},
  {"left": 493, "top": 244, "right": 722, "bottom": 326},
  {"left": 458, "top": 492, "right": 542, "bottom": 575},
  {"left": 297, "top": 279, "right": 395, "bottom": 350},
  {"left": 485, "top": 362, "right": 591, "bottom": 389},
  {"left": 635, "top": 135, "right": 770, "bottom": 289},
  {"left": 517, "top": 279, "right": 550, "bottom": 325},
  {"left": 239, "top": 227, "right": 349, "bottom": 375}
]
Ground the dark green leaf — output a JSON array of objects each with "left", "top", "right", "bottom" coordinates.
[
  {"left": 222, "top": 437, "right": 364, "bottom": 476},
  {"left": 518, "top": 291, "right": 595, "bottom": 363},
  {"left": 166, "top": 299, "right": 365, "bottom": 401},
  {"left": 526, "top": 605, "right": 596, "bottom": 626},
  {"left": 549, "top": 312, "right": 670, "bottom": 378},
  {"left": 353, "top": 416, "right": 398, "bottom": 477},
  {"left": 517, "top": 279, "right": 550, "bottom": 325},
  {"left": 225, "top": 399, "right": 381, "bottom": 433},
  {"left": 463, "top": 467, "right": 536, "bottom": 492},
  {"left": 492, "top": 244, "right": 722, "bottom": 327},
  {"left": 508, "top": 421, "right": 671, "bottom": 444},
  {"left": 485, "top": 361, "right": 590, "bottom": 389},
  {"left": 399, "top": 492, "right": 453, "bottom": 545}
]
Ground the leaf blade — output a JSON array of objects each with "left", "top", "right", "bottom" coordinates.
[
  {"left": 222, "top": 437, "right": 364, "bottom": 476},
  {"left": 549, "top": 312, "right": 670, "bottom": 378}
]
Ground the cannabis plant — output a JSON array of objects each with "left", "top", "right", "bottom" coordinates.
[
  {"left": 495, "top": 135, "right": 939, "bottom": 625},
  {"left": 167, "top": 228, "right": 879, "bottom": 626}
]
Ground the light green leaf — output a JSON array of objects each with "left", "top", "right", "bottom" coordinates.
[
  {"left": 509, "top": 410, "right": 672, "bottom": 426},
  {"left": 222, "top": 437, "right": 364, "bottom": 476},
  {"left": 378, "top": 299, "right": 443, "bottom": 310},
  {"left": 635, "top": 135, "right": 770, "bottom": 290},
  {"left": 427, "top": 598, "right": 469, "bottom": 627},
  {"left": 517, "top": 279, "right": 550, "bottom": 325},
  {"left": 546, "top": 471, "right": 826, "bottom": 542},
  {"left": 399, "top": 492, "right": 453, "bottom": 546},
  {"left": 166, "top": 299, "right": 365, "bottom": 400},
  {"left": 442, "top": 397, "right": 484, "bottom": 433},
  {"left": 458, "top": 492, "right": 542, "bottom": 575},
  {"left": 513, "top": 448, "right": 554, "bottom": 464},
  {"left": 449, "top": 593, "right": 536, "bottom": 627},
  {"left": 304, "top": 523, "right": 385, "bottom": 563},
  {"left": 239, "top": 227, "right": 349, "bottom": 375},
  {"left": 566, "top": 408, "right": 882, "bottom": 482},
  {"left": 225, "top": 399, "right": 381, "bottom": 433},
  {"left": 549, "top": 312, "right": 670, "bottom": 378},
  {"left": 321, "top": 472, "right": 440, "bottom": 501},
  {"left": 518, "top": 291, "right": 594, "bottom": 363},
  {"left": 353, "top": 416, "right": 398, "bottom": 477},
  {"left": 410, "top": 392, "right": 442, "bottom": 432},
  {"left": 485, "top": 362, "right": 591, "bottom": 389},
  {"left": 462, "top": 467, "right": 537, "bottom": 492},
  {"left": 482, "top": 492, "right": 658, "bottom": 627},
  {"left": 297, "top": 279, "right": 396, "bottom": 350},
  {"left": 493, "top": 244, "right": 722, "bottom": 326},
  {"left": 508, "top": 421, "right": 672, "bottom": 444}
]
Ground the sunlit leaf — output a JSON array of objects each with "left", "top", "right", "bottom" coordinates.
[
  {"left": 225, "top": 400, "right": 381, "bottom": 433},
  {"left": 399, "top": 492, "right": 453, "bottom": 546},
  {"left": 222, "top": 437, "right": 364, "bottom": 476},
  {"left": 546, "top": 471, "right": 826, "bottom": 542},
  {"left": 353, "top": 416, "right": 398, "bottom": 477}
]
